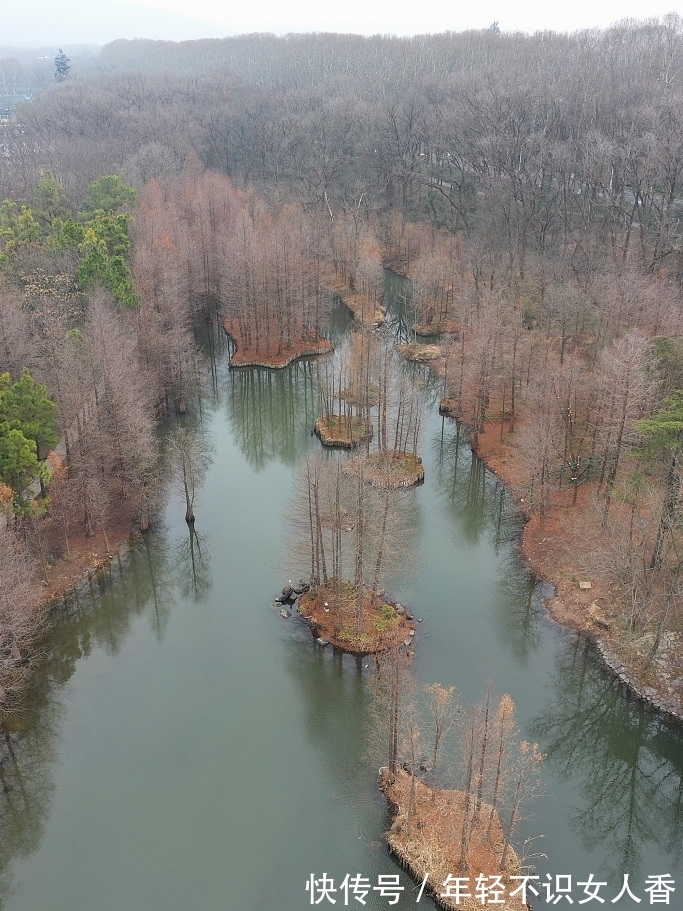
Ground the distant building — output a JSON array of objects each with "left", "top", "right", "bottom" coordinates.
[{"left": 0, "top": 109, "right": 9, "bottom": 125}]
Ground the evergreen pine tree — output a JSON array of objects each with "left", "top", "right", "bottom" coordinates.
[{"left": 54, "top": 49, "right": 70, "bottom": 82}]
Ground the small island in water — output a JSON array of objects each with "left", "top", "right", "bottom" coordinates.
[{"left": 298, "top": 582, "right": 417, "bottom": 654}]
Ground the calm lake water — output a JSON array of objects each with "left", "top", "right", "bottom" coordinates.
[{"left": 1, "top": 281, "right": 682, "bottom": 910}]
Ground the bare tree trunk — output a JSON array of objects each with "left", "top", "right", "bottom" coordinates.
[
  {"left": 371, "top": 490, "right": 391, "bottom": 604},
  {"left": 458, "top": 711, "right": 476, "bottom": 872},
  {"left": 473, "top": 684, "right": 491, "bottom": 824},
  {"left": 355, "top": 463, "right": 365, "bottom": 632}
]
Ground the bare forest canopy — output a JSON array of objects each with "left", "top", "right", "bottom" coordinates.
[{"left": 0, "top": 15, "right": 681, "bottom": 273}]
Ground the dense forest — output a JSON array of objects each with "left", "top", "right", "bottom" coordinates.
[{"left": 2, "top": 17, "right": 683, "bottom": 723}]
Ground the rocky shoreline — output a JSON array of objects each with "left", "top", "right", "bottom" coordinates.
[
  {"left": 589, "top": 636, "right": 683, "bottom": 724},
  {"left": 276, "top": 581, "right": 419, "bottom": 656}
]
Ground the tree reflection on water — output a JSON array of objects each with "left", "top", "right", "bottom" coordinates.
[
  {"left": 0, "top": 532, "right": 173, "bottom": 905},
  {"left": 531, "top": 635, "right": 683, "bottom": 881}
]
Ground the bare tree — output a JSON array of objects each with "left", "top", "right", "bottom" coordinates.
[
  {"left": 500, "top": 740, "right": 545, "bottom": 870},
  {"left": 516, "top": 364, "right": 563, "bottom": 529},
  {"left": 84, "top": 293, "right": 160, "bottom": 532},
  {"left": 486, "top": 694, "right": 516, "bottom": 839},
  {"left": 423, "top": 682, "right": 458, "bottom": 779},
  {"left": 46, "top": 459, "right": 79, "bottom": 558},
  {"left": 596, "top": 332, "right": 655, "bottom": 517},
  {"left": 0, "top": 528, "right": 44, "bottom": 712},
  {"left": 370, "top": 644, "right": 414, "bottom": 777},
  {"left": 168, "top": 426, "right": 213, "bottom": 524}
]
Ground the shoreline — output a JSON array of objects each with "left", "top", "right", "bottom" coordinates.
[
  {"left": 342, "top": 450, "right": 425, "bottom": 489},
  {"left": 322, "top": 279, "right": 386, "bottom": 329},
  {"left": 48, "top": 529, "right": 139, "bottom": 616},
  {"left": 0, "top": 510, "right": 137, "bottom": 719},
  {"left": 463, "top": 413, "right": 683, "bottom": 726},
  {"left": 380, "top": 769, "right": 526, "bottom": 911},
  {"left": 314, "top": 415, "right": 374, "bottom": 449},
  {"left": 387, "top": 264, "right": 683, "bottom": 725},
  {"left": 296, "top": 585, "right": 417, "bottom": 656}
]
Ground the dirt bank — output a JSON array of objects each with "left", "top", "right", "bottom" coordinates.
[{"left": 223, "top": 318, "right": 332, "bottom": 368}]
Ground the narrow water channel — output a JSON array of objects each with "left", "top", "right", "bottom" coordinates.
[{"left": 1, "top": 282, "right": 682, "bottom": 910}]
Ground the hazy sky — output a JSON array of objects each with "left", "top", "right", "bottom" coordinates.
[
  {"left": 4, "top": 0, "right": 682, "bottom": 47},
  {"left": 136, "top": 0, "right": 681, "bottom": 36}
]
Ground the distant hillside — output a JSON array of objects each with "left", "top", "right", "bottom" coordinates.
[{"left": 4, "top": 0, "right": 227, "bottom": 46}]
